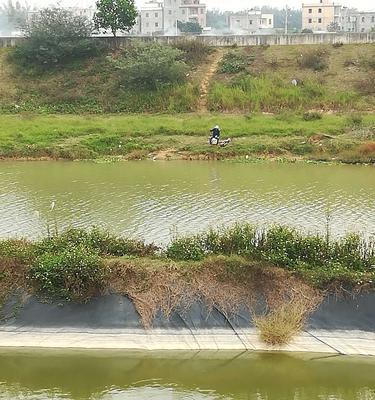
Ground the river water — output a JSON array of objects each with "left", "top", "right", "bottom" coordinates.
[
  {"left": 1, "top": 161, "right": 374, "bottom": 243},
  {"left": 0, "top": 350, "right": 374, "bottom": 399}
]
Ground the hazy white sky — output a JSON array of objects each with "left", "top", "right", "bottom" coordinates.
[{"left": 24, "top": 0, "right": 375, "bottom": 11}]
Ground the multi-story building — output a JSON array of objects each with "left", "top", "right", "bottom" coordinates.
[
  {"left": 341, "top": 10, "right": 375, "bottom": 32},
  {"left": 138, "top": 0, "right": 207, "bottom": 35},
  {"left": 179, "top": 0, "right": 207, "bottom": 29},
  {"left": 302, "top": 1, "right": 375, "bottom": 32},
  {"left": 140, "top": 1, "right": 164, "bottom": 35},
  {"left": 228, "top": 10, "right": 274, "bottom": 34},
  {"left": 302, "top": 0, "right": 341, "bottom": 32}
]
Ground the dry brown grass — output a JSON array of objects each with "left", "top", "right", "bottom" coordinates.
[
  {"left": 253, "top": 290, "right": 321, "bottom": 346},
  {"left": 359, "top": 142, "right": 375, "bottom": 155},
  {"left": 0, "top": 239, "right": 31, "bottom": 305},
  {"left": 105, "top": 256, "right": 320, "bottom": 329}
]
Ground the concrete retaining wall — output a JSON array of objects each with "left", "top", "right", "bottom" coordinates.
[{"left": 1, "top": 33, "right": 375, "bottom": 48}]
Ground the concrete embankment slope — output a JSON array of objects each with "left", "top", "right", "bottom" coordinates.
[{"left": 0, "top": 292, "right": 374, "bottom": 355}]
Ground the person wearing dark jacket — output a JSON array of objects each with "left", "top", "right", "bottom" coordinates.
[{"left": 209, "top": 125, "right": 221, "bottom": 145}]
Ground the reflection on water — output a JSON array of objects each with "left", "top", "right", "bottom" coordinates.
[
  {"left": 0, "top": 161, "right": 375, "bottom": 243},
  {"left": 0, "top": 350, "right": 374, "bottom": 400}
]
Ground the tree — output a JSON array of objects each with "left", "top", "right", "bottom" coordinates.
[
  {"left": 10, "top": 8, "right": 103, "bottom": 69},
  {"left": 327, "top": 21, "right": 340, "bottom": 32},
  {"left": 0, "top": 0, "right": 29, "bottom": 34},
  {"left": 94, "top": 0, "right": 137, "bottom": 38},
  {"left": 206, "top": 9, "right": 230, "bottom": 30},
  {"left": 177, "top": 20, "right": 203, "bottom": 34}
]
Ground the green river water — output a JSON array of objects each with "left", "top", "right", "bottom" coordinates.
[
  {"left": 0, "top": 161, "right": 374, "bottom": 242},
  {"left": 1, "top": 161, "right": 375, "bottom": 398},
  {"left": 0, "top": 350, "right": 374, "bottom": 399}
]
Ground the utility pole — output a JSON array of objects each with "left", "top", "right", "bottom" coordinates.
[{"left": 284, "top": 4, "right": 289, "bottom": 35}]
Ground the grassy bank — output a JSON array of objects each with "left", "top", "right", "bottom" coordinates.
[
  {"left": 209, "top": 44, "right": 375, "bottom": 112},
  {"left": 0, "top": 224, "right": 373, "bottom": 344},
  {"left": 0, "top": 113, "right": 374, "bottom": 162},
  {"left": 1, "top": 44, "right": 374, "bottom": 114}
]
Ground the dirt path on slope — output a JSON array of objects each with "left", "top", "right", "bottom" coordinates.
[{"left": 197, "top": 49, "right": 225, "bottom": 113}]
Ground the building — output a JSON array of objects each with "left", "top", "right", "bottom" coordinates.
[
  {"left": 302, "top": 1, "right": 375, "bottom": 32},
  {"left": 341, "top": 10, "right": 375, "bottom": 32},
  {"left": 302, "top": 0, "right": 341, "bottom": 32},
  {"left": 138, "top": 0, "right": 207, "bottom": 35},
  {"left": 228, "top": 9, "right": 274, "bottom": 34},
  {"left": 140, "top": 1, "right": 164, "bottom": 35},
  {"left": 179, "top": 0, "right": 207, "bottom": 29}
]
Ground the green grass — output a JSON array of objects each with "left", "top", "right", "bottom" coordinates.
[
  {"left": 0, "top": 113, "right": 374, "bottom": 162},
  {"left": 210, "top": 44, "right": 375, "bottom": 113},
  {"left": 208, "top": 75, "right": 365, "bottom": 112},
  {"left": 166, "top": 223, "right": 375, "bottom": 289},
  {"left": 1, "top": 44, "right": 374, "bottom": 114},
  {"left": 0, "top": 225, "right": 373, "bottom": 307}
]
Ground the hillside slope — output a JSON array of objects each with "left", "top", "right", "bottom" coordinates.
[{"left": 0, "top": 43, "right": 374, "bottom": 114}]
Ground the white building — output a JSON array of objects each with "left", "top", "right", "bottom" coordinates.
[
  {"left": 302, "top": 1, "right": 375, "bottom": 32},
  {"left": 229, "top": 10, "right": 274, "bottom": 34},
  {"left": 138, "top": 0, "right": 207, "bottom": 35},
  {"left": 140, "top": 1, "right": 164, "bottom": 35}
]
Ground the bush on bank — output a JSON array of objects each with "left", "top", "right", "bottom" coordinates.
[
  {"left": 166, "top": 224, "right": 375, "bottom": 288},
  {"left": 9, "top": 8, "right": 104, "bottom": 70},
  {"left": 30, "top": 245, "right": 105, "bottom": 302},
  {"left": 0, "top": 225, "right": 374, "bottom": 302},
  {"left": 36, "top": 227, "right": 157, "bottom": 257},
  {"left": 0, "top": 227, "right": 158, "bottom": 302}
]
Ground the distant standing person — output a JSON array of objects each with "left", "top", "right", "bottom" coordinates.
[{"left": 210, "top": 125, "right": 221, "bottom": 145}]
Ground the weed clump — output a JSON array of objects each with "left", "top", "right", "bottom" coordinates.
[
  {"left": 346, "top": 113, "right": 363, "bottom": 127},
  {"left": 218, "top": 51, "right": 248, "bottom": 74},
  {"left": 303, "top": 111, "right": 323, "bottom": 121},
  {"left": 36, "top": 227, "right": 157, "bottom": 257},
  {"left": 174, "top": 39, "right": 211, "bottom": 65},
  {"left": 297, "top": 48, "right": 329, "bottom": 71},
  {"left": 253, "top": 298, "right": 314, "bottom": 346},
  {"left": 332, "top": 42, "right": 344, "bottom": 48}
]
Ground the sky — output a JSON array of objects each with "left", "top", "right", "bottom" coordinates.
[{"left": 13, "top": 0, "right": 375, "bottom": 11}]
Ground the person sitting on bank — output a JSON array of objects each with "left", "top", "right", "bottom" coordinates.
[{"left": 210, "top": 125, "right": 221, "bottom": 145}]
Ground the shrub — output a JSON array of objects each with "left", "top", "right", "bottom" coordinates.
[
  {"left": 29, "top": 245, "right": 104, "bottom": 302},
  {"left": 174, "top": 39, "right": 211, "bottom": 65},
  {"left": 9, "top": 8, "right": 104, "bottom": 70},
  {"left": 35, "top": 227, "right": 157, "bottom": 257},
  {"left": 177, "top": 20, "right": 203, "bottom": 34},
  {"left": 303, "top": 111, "right": 322, "bottom": 121},
  {"left": 297, "top": 48, "right": 328, "bottom": 71},
  {"left": 355, "top": 72, "right": 375, "bottom": 95},
  {"left": 301, "top": 28, "right": 313, "bottom": 34},
  {"left": 110, "top": 41, "right": 188, "bottom": 90},
  {"left": 166, "top": 235, "right": 205, "bottom": 261},
  {"left": 218, "top": 51, "right": 247, "bottom": 74},
  {"left": 332, "top": 42, "right": 344, "bottom": 48}
]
